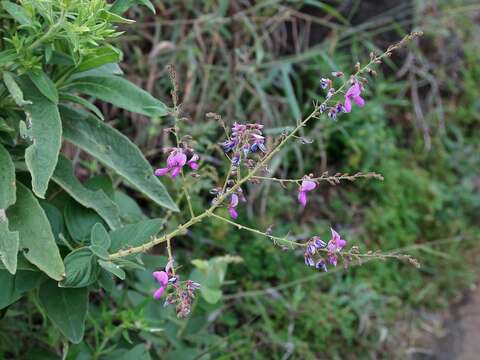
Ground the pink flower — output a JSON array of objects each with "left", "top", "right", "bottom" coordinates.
[
  {"left": 344, "top": 82, "right": 365, "bottom": 113},
  {"left": 326, "top": 228, "right": 347, "bottom": 266},
  {"left": 330, "top": 228, "right": 347, "bottom": 249},
  {"left": 187, "top": 154, "right": 199, "bottom": 170},
  {"left": 228, "top": 193, "right": 239, "bottom": 219},
  {"left": 152, "top": 271, "right": 169, "bottom": 299},
  {"left": 155, "top": 149, "right": 187, "bottom": 178},
  {"left": 298, "top": 179, "right": 317, "bottom": 207}
]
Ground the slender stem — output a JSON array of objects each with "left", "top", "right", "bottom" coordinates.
[
  {"left": 252, "top": 172, "right": 384, "bottom": 184},
  {"left": 210, "top": 212, "right": 304, "bottom": 247}
]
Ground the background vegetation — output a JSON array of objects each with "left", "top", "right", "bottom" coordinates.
[{"left": 1, "top": 0, "right": 479, "bottom": 359}]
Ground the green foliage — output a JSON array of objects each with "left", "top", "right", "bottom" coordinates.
[
  {"left": 39, "top": 281, "right": 89, "bottom": 344},
  {"left": 0, "top": 0, "right": 172, "bottom": 346}
]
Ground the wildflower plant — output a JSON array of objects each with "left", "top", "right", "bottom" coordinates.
[{"left": 0, "top": 0, "right": 421, "bottom": 348}]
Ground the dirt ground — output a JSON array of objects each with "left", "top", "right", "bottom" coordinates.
[{"left": 434, "top": 285, "right": 480, "bottom": 360}]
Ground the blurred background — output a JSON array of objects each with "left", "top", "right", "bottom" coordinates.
[{"left": 3, "top": 0, "right": 480, "bottom": 359}]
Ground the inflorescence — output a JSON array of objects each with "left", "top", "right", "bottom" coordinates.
[{"left": 144, "top": 33, "right": 424, "bottom": 314}]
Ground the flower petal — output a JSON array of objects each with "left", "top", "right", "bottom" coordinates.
[
  {"left": 300, "top": 180, "right": 317, "bottom": 192},
  {"left": 344, "top": 97, "right": 352, "bottom": 113},
  {"left": 153, "top": 286, "right": 165, "bottom": 299},
  {"left": 228, "top": 207, "right": 238, "bottom": 219},
  {"left": 173, "top": 152, "right": 187, "bottom": 167},
  {"left": 153, "top": 271, "right": 169, "bottom": 285},
  {"left": 230, "top": 194, "right": 239, "bottom": 208},
  {"left": 353, "top": 95, "right": 365, "bottom": 107},
  {"left": 298, "top": 191, "right": 307, "bottom": 207},
  {"left": 154, "top": 167, "right": 170, "bottom": 176},
  {"left": 170, "top": 166, "right": 182, "bottom": 178}
]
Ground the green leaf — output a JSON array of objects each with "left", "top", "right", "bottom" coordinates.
[
  {"left": 75, "top": 46, "right": 122, "bottom": 73},
  {"left": 52, "top": 156, "right": 121, "bottom": 229},
  {"left": 59, "top": 93, "right": 104, "bottom": 120},
  {"left": 40, "top": 201, "right": 68, "bottom": 244},
  {"left": 19, "top": 77, "right": 62, "bottom": 198},
  {"left": 110, "top": 0, "right": 155, "bottom": 14},
  {"left": 91, "top": 223, "right": 111, "bottom": 250},
  {"left": 99, "top": 9, "right": 135, "bottom": 24},
  {"left": 200, "top": 287, "right": 222, "bottom": 304},
  {"left": 0, "top": 255, "right": 37, "bottom": 272},
  {"left": 39, "top": 281, "right": 88, "bottom": 343},
  {"left": 109, "top": 218, "right": 165, "bottom": 252},
  {"left": 2, "top": 71, "right": 31, "bottom": 106},
  {"left": 6, "top": 183, "right": 65, "bottom": 280},
  {"left": 27, "top": 70, "right": 59, "bottom": 104},
  {"left": 98, "top": 260, "right": 125, "bottom": 280},
  {"left": 90, "top": 245, "right": 109, "bottom": 260},
  {"left": 63, "top": 75, "right": 168, "bottom": 117},
  {"left": 0, "top": 143, "right": 16, "bottom": 208},
  {"left": 0, "top": 270, "right": 45, "bottom": 309},
  {"left": 114, "top": 191, "right": 146, "bottom": 223},
  {"left": 60, "top": 248, "right": 98, "bottom": 288},
  {"left": 60, "top": 106, "right": 178, "bottom": 211},
  {"left": 90, "top": 223, "right": 111, "bottom": 259},
  {"left": 0, "top": 50, "right": 17, "bottom": 67},
  {"left": 64, "top": 199, "right": 106, "bottom": 243},
  {"left": 1, "top": 1, "right": 32, "bottom": 26},
  {"left": 0, "top": 218, "right": 19, "bottom": 274}
]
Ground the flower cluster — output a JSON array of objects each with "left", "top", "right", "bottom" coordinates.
[
  {"left": 222, "top": 122, "right": 266, "bottom": 163},
  {"left": 154, "top": 147, "right": 199, "bottom": 179},
  {"left": 319, "top": 76, "right": 366, "bottom": 121},
  {"left": 304, "top": 229, "right": 347, "bottom": 271},
  {"left": 152, "top": 261, "right": 201, "bottom": 318}
]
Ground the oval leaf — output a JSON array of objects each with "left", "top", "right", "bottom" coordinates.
[
  {"left": 60, "top": 106, "right": 177, "bottom": 211},
  {"left": 98, "top": 260, "right": 125, "bottom": 280},
  {"left": 63, "top": 75, "right": 168, "bottom": 117},
  {"left": 0, "top": 143, "right": 16, "bottom": 208},
  {"left": 109, "top": 218, "right": 165, "bottom": 253},
  {"left": 18, "top": 76, "right": 62, "bottom": 198},
  {"left": 0, "top": 270, "right": 45, "bottom": 309},
  {"left": 39, "top": 281, "right": 88, "bottom": 343},
  {"left": 27, "top": 70, "right": 59, "bottom": 104},
  {"left": 91, "top": 223, "right": 111, "bottom": 250},
  {"left": 0, "top": 219, "right": 19, "bottom": 274},
  {"left": 60, "top": 248, "right": 98, "bottom": 288},
  {"left": 52, "top": 156, "right": 121, "bottom": 229},
  {"left": 6, "top": 183, "right": 65, "bottom": 280}
]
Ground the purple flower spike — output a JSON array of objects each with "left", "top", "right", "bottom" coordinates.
[
  {"left": 344, "top": 82, "right": 365, "bottom": 113},
  {"left": 298, "top": 179, "right": 317, "bottom": 207},
  {"left": 152, "top": 271, "right": 169, "bottom": 300},
  {"left": 228, "top": 193, "right": 239, "bottom": 219},
  {"left": 187, "top": 154, "right": 200, "bottom": 170}
]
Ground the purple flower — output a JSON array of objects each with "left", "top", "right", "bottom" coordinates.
[
  {"left": 152, "top": 271, "right": 169, "bottom": 299},
  {"left": 326, "top": 228, "right": 346, "bottom": 266},
  {"left": 315, "top": 258, "right": 328, "bottom": 272},
  {"left": 320, "top": 78, "right": 331, "bottom": 89},
  {"left": 298, "top": 179, "right": 317, "bottom": 207},
  {"left": 228, "top": 193, "right": 239, "bottom": 219},
  {"left": 154, "top": 149, "right": 187, "bottom": 178},
  {"left": 344, "top": 82, "right": 365, "bottom": 113},
  {"left": 187, "top": 153, "right": 199, "bottom": 170},
  {"left": 312, "top": 236, "right": 327, "bottom": 249},
  {"left": 330, "top": 228, "right": 347, "bottom": 249},
  {"left": 304, "top": 253, "right": 315, "bottom": 267}
]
